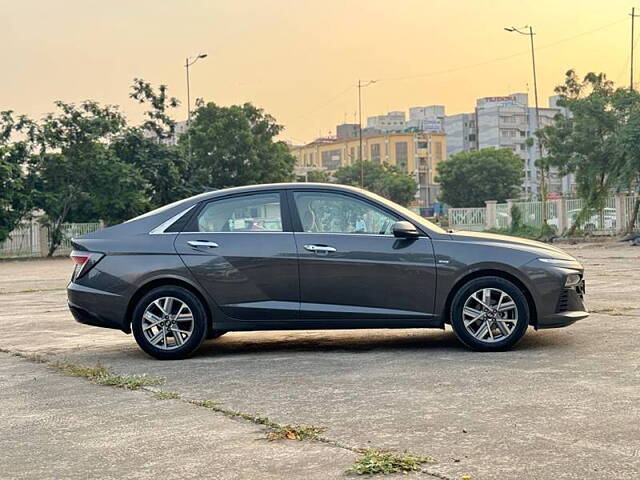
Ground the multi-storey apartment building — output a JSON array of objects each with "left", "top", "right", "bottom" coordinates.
[
  {"left": 290, "top": 131, "right": 446, "bottom": 208},
  {"left": 444, "top": 93, "right": 566, "bottom": 197}
]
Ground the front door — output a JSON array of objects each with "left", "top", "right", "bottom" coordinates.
[
  {"left": 174, "top": 191, "right": 299, "bottom": 321},
  {"left": 289, "top": 190, "right": 437, "bottom": 323}
]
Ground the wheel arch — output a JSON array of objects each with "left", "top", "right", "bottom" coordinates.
[
  {"left": 442, "top": 269, "right": 538, "bottom": 328},
  {"left": 126, "top": 276, "right": 214, "bottom": 334}
]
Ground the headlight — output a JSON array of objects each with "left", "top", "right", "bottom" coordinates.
[
  {"left": 538, "top": 257, "right": 581, "bottom": 269},
  {"left": 565, "top": 273, "right": 582, "bottom": 287}
]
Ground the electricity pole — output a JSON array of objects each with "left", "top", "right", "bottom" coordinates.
[
  {"left": 632, "top": 7, "right": 635, "bottom": 91},
  {"left": 357, "top": 79, "right": 377, "bottom": 187}
]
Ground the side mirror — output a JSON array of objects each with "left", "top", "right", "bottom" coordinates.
[{"left": 392, "top": 221, "right": 419, "bottom": 238}]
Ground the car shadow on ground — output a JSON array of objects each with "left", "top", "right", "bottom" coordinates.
[{"left": 193, "top": 328, "right": 572, "bottom": 358}]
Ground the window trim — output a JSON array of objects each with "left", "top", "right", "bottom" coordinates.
[
  {"left": 287, "top": 189, "right": 407, "bottom": 236},
  {"left": 182, "top": 190, "right": 292, "bottom": 234}
]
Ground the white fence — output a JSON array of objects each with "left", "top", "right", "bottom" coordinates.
[
  {"left": 448, "top": 194, "right": 640, "bottom": 235},
  {"left": 0, "top": 222, "right": 102, "bottom": 259},
  {"left": 447, "top": 207, "right": 486, "bottom": 231}
]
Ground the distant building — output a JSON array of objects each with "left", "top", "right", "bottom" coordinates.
[
  {"left": 366, "top": 111, "right": 406, "bottom": 132},
  {"left": 290, "top": 131, "right": 446, "bottom": 208},
  {"left": 444, "top": 93, "right": 569, "bottom": 197},
  {"left": 336, "top": 123, "right": 359, "bottom": 140},
  {"left": 406, "top": 105, "right": 445, "bottom": 132}
]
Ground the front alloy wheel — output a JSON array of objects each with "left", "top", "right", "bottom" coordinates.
[
  {"left": 451, "top": 276, "right": 529, "bottom": 351},
  {"left": 462, "top": 288, "right": 518, "bottom": 343}
]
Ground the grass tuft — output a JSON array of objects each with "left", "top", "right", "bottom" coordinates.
[
  {"left": 266, "top": 425, "right": 326, "bottom": 441},
  {"left": 346, "top": 449, "right": 435, "bottom": 475},
  {"left": 152, "top": 391, "right": 180, "bottom": 400},
  {"left": 50, "top": 361, "right": 164, "bottom": 390}
]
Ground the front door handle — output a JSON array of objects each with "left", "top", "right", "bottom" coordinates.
[
  {"left": 304, "top": 244, "right": 337, "bottom": 255},
  {"left": 188, "top": 240, "right": 219, "bottom": 248}
]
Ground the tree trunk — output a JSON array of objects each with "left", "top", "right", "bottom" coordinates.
[{"left": 626, "top": 197, "right": 640, "bottom": 234}]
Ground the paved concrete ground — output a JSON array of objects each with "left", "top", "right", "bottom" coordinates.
[{"left": 1, "top": 242, "right": 639, "bottom": 479}]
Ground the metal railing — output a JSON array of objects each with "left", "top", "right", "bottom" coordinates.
[
  {"left": 448, "top": 207, "right": 486, "bottom": 231},
  {"left": 448, "top": 195, "right": 638, "bottom": 235},
  {"left": 0, "top": 222, "right": 102, "bottom": 259}
]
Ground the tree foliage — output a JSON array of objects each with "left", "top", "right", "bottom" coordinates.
[
  {"left": 333, "top": 161, "right": 417, "bottom": 206},
  {"left": 0, "top": 112, "right": 35, "bottom": 242},
  {"left": 182, "top": 102, "right": 295, "bottom": 190},
  {"left": 435, "top": 148, "right": 523, "bottom": 207},
  {"left": 536, "top": 70, "right": 640, "bottom": 233},
  {"left": 29, "top": 101, "right": 148, "bottom": 255}
]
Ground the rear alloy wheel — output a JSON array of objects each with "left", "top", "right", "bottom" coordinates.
[
  {"left": 132, "top": 286, "right": 207, "bottom": 360},
  {"left": 450, "top": 277, "right": 529, "bottom": 351}
]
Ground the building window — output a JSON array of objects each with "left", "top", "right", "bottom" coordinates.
[
  {"left": 309, "top": 153, "right": 314, "bottom": 165},
  {"left": 350, "top": 147, "right": 355, "bottom": 162},
  {"left": 321, "top": 149, "right": 342, "bottom": 170},
  {"left": 395, "top": 142, "right": 408, "bottom": 172},
  {"left": 370, "top": 143, "right": 381, "bottom": 163}
]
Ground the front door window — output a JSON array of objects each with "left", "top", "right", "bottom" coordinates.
[{"left": 293, "top": 192, "right": 396, "bottom": 235}]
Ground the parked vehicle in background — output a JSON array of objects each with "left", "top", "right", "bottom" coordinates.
[{"left": 67, "top": 183, "right": 588, "bottom": 359}]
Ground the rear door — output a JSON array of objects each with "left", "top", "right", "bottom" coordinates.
[
  {"left": 289, "top": 190, "right": 437, "bottom": 323},
  {"left": 174, "top": 191, "right": 299, "bottom": 321}
]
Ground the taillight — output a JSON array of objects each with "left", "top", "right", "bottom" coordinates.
[{"left": 70, "top": 250, "right": 103, "bottom": 281}]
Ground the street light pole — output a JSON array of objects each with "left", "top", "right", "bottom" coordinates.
[
  {"left": 185, "top": 53, "right": 208, "bottom": 160},
  {"left": 505, "top": 26, "right": 545, "bottom": 215}
]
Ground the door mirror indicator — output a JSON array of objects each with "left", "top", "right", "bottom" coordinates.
[{"left": 392, "top": 221, "right": 419, "bottom": 238}]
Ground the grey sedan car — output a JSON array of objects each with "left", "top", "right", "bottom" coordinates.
[{"left": 67, "top": 183, "right": 588, "bottom": 359}]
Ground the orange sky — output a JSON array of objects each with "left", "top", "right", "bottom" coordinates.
[{"left": 1, "top": 0, "right": 638, "bottom": 144}]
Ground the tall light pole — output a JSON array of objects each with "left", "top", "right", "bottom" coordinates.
[
  {"left": 358, "top": 79, "right": 377, "bottom": 187},
  {"left": 505, "top": 26, "right": 546, "bottom": 214},
  {"left": 185, "top": 53, "right": 207, "bottom": 159}
]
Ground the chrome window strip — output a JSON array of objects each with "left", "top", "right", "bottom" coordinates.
[{"left": 149, "top": 205, "right": 196, "bottom": 235}]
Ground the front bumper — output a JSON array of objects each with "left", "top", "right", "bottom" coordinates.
[
  {"left": 537, "top": 281, "right": 588, "bottom": 329},
  {"left": 537, "top": 310, "right": 589, "bottom": 329}
]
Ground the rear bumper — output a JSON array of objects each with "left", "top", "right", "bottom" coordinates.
[
  {"left": 537, "top": 310, "right": 589, "bottom": 329},
  {"left": 67, "top": 282, "right": 130, "bottom": 333}
]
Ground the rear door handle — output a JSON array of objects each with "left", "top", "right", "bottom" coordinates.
[
  {"left": 188, "top": 240, "right": 219, "bottom": 248},
  {"left": 304, "top": 244, "right": 336, "bottom": 255}
]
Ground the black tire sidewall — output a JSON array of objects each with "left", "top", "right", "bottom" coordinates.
[
  {"left": 132, "top": 286, "right": 207, "bottom": 360},
  {"left": 450, "top": 276, "right": 529, "bottom": 351}
]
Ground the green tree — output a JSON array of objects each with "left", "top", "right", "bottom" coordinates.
[
  {"left": 304, "top": 170, "right": 331, "bottom": 182},
  {"left": 618, "top": 90, "right": 640, "bottom": 232},
  {"left": 435, "top": 148, "right": 523, "bottom": 207},
  {"left": 536, "top": 70, "right": 632, "bottom": 234},
  {"left": 29, "top": 101, "right": 148, "bottom": 255},
  {"left": 182, "top": 102, "right": 295, "bottom": 190},
  {"left": 0, "top": 111, "right": 35, "bottom": 242},
  {"left": 333, "top": 161, "right": 417, "bottom": 206},
  {"left": 112, "top": 79, "right": 189, "bottom": 208},
  {"left": 129, "top": 78, "right": 180, "bottom": 142}
]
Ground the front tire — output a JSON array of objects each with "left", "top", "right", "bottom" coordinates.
[
  {"left": 450, "top": 276, "right": 529, "bottom": 351},
  {"left": 132, "top": 286, "right": 207, "bottom": 360}
]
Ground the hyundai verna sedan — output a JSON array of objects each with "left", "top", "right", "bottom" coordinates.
[{"left": 67, "top": 183, "right": 588, "bottom": 359}]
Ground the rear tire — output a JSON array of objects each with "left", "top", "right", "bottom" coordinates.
[
  {"left": 450, "top": 276, "right": 529, "bottom": 351},
  {"left": 132, "top": 286, "right": 207, "bottom": 360}
]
